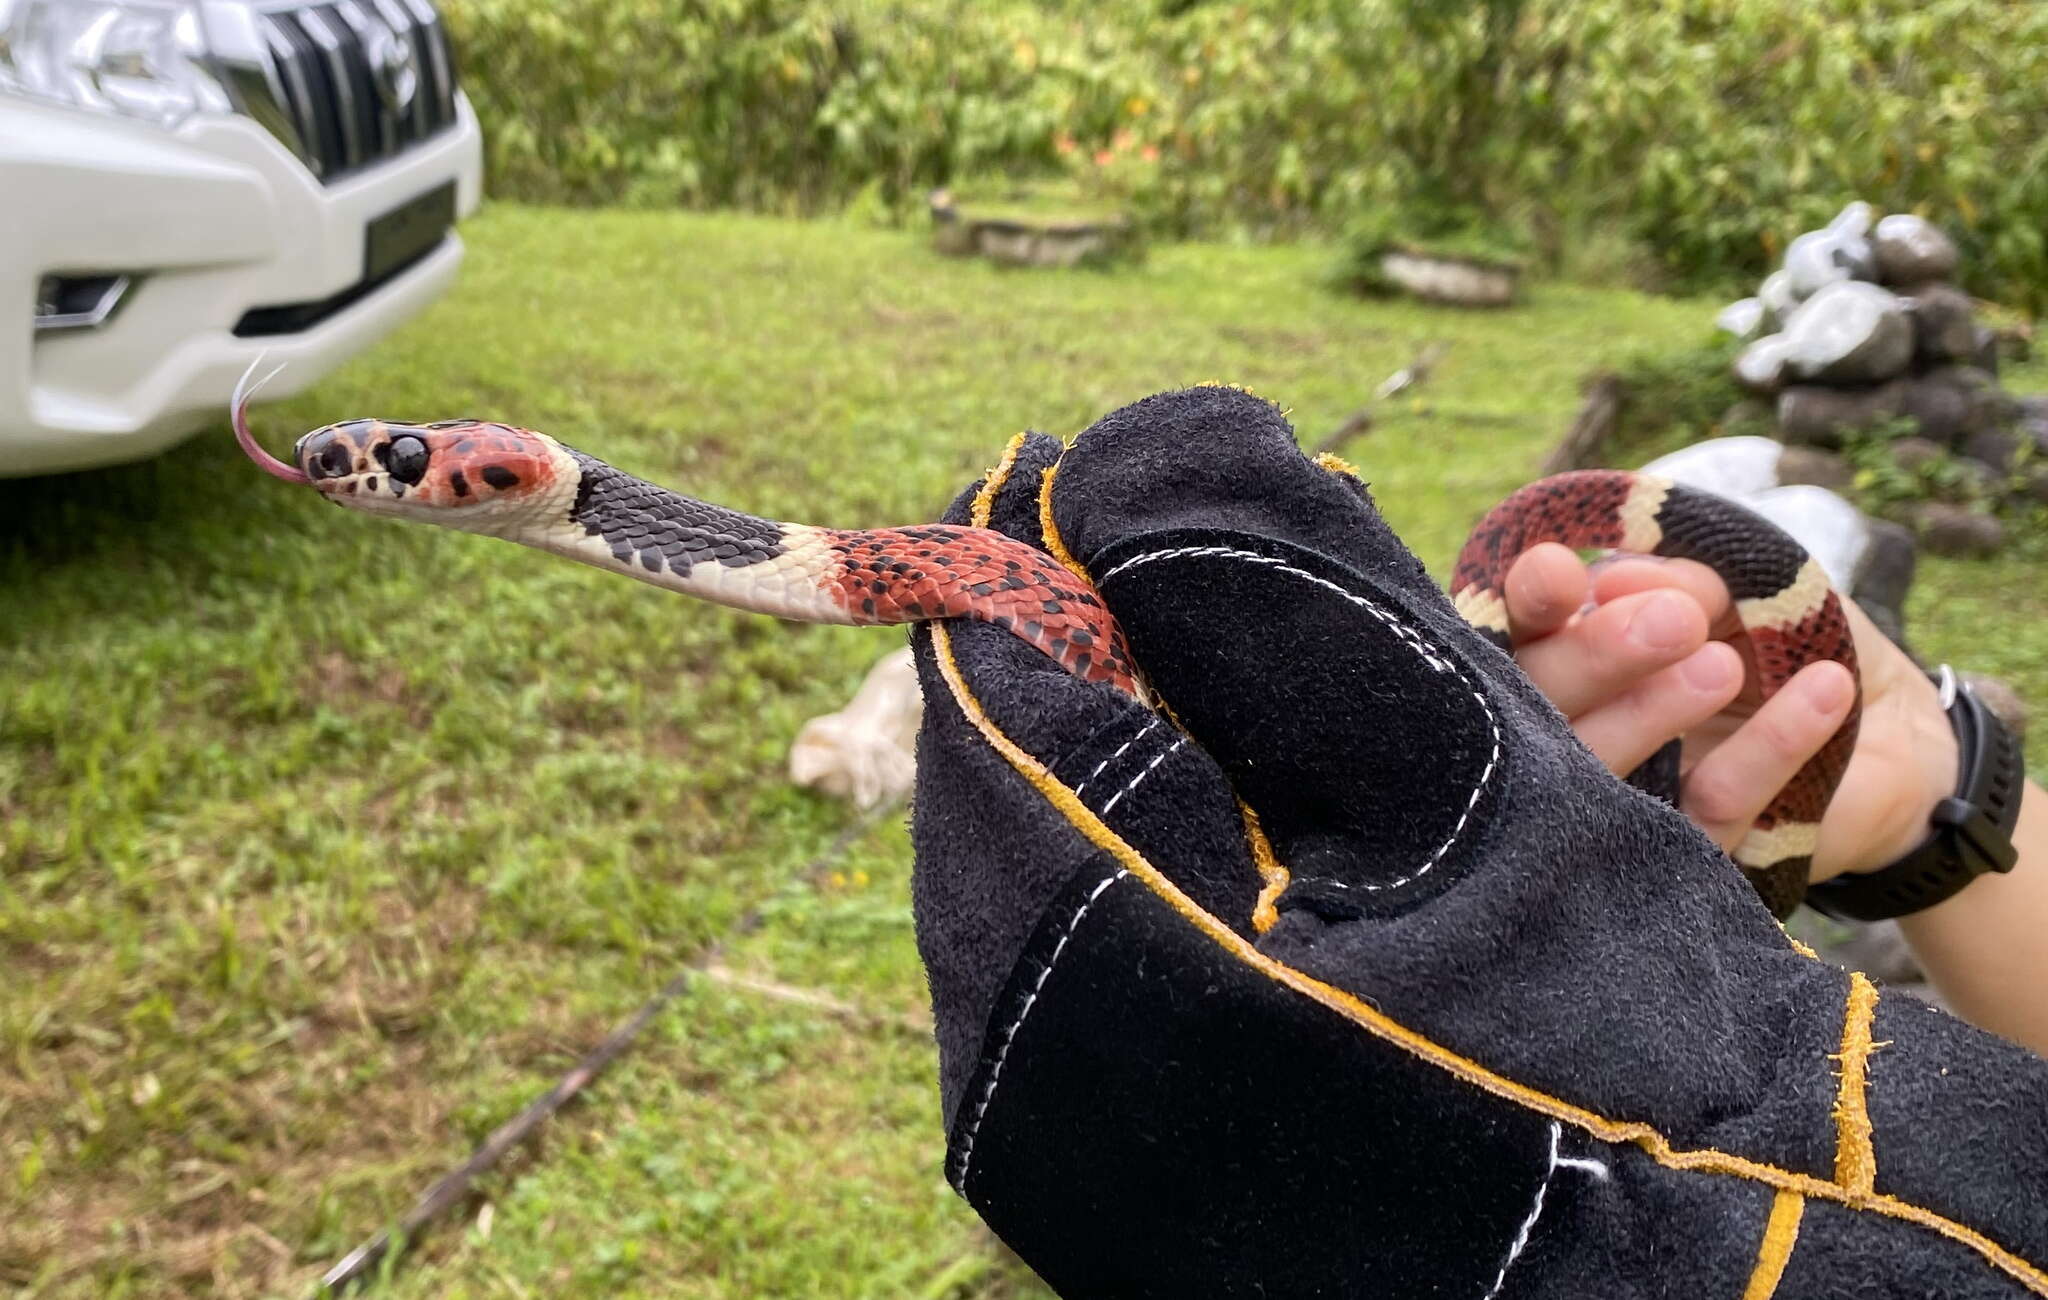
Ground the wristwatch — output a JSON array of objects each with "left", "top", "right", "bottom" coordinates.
[{"left": 1806, "top": 666, "right": 2027, "bottom": 922}]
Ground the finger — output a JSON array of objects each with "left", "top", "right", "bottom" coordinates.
[
  {"left": 1566, "top": 642, "right": 1745, "bottom": 774},
  {"left": 1587, "top": 556, "right": 1736, "bottom": 637},
  {"left": 1502, "top": 542, "right": 1590, "bottom": 642},
  {"left": 1513, "top": 587, "right": 1713, "bottom": 719},
  {"left": 1678, "top": 660, "right": 1858, "bottom": 852}
]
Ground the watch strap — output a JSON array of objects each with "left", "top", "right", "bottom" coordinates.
[{"left": 1806, "top": 666, "right": 2025, "bottom": 922}]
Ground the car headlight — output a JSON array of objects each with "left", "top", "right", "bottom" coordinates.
[{"left": 0, "top": 0, "right": 231, "bottom": 129}]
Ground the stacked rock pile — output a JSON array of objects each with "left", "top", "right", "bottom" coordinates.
[{"left": 1717, "top": 202, "right": 2044, "bottom": 556}]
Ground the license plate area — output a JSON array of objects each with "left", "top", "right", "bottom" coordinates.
[{"left": 364, "top": 180, "right": 456, "bottom": 282}]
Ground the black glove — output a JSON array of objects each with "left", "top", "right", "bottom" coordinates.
[{"left": 908, "top": 386, "right": 2048, "bottom": 1299}]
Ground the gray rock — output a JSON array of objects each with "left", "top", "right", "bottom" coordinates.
[
  {"left": 1964, "top": 673, "right": 2030, "bottom": 743},
  {"left": 1777, "top": 381, "right": 1904, "bottom": 447},
  {"left": 1909, "top": 501, "right": 2005, "bottom": 556},
  {"left": 1894, "top": 379, "right": 1970, "bottom": 443},
  {"left": 1898, "top": 282, "right": 1979, "bottom": 364},
  {"left": 1716, "top": 297, "right": 1767, "bottom": 339},
  {"left": 1640, "top": 436, "right": 1784, "bottom": 500},
  {"left": 2014, "top": 396, "right": 2048, "bottom": 455},
  {"left": 1851, "top": 519, "right": 1917, "bottom": 632},
  {"left": 1775, "top": 445, "right": 1854, "bottom": 491},
  {"left": 1838, "top": 238, "right": 1879, "bottom": 283},
  {"left": 1973, "top": 325, "right": 2001, "bottom": 377},
  {"left": 1759, "top": 270, "right": 1800, "bottom": 326},
  {"left": 1783, "top": 204, "right": 1879, "bottom": 296},
  {"left": 1872, "top": 213, "right": 1961, "bottom": 284},
  {"left": 1830, "top": 200, "right": 1876, "bottom": 238},
  {"left": 1785, "top": 229, "right": 1856, "bottom": 298},
  {"left": 1889, "top": 436, "right": 1947, "bottom": 472},
  {"left": 1922, "top": 364, "right": 2016, "bottom": 438},
  {"left": 1734, "top": 335, "right": 1790, "bottom": 392},
  {"left": 1780, "top": 281, "right": 1914, "bottom": 384},
  {"left": 1962, "top": 428, "right": 2021, "bottom": 475}
]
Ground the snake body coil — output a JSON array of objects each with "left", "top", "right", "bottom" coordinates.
[{"left": 1452, "top": 469, "right": 1861, "bottom": 916}]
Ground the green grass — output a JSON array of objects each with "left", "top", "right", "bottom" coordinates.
[{"left": 1, "top": 204, "right": 2040, "bottom": 1297}]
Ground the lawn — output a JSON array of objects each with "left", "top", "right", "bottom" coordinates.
[{"left": 2, "top": 204, "right": 2042, "bottom": 1297}]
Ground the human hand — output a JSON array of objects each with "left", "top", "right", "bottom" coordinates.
[{"left": 1498, "top": 542, "right": 1958, "bottom": 882}]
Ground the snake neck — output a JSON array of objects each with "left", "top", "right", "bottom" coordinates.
[{"left": 515, "top": 446, "right": 854, "bottom": 623}]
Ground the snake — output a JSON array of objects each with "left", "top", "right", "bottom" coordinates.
[
  {"left": 230, "top": 376, "right": 1138, "bottom": 697},
  {"left": 1451, "top": 470, "right": 1860, "bottom": 917},
  {"left": 236, "top": 378, "right": 1855, "bottom": 915}
]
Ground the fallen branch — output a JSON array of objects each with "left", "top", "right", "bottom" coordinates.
[
  {"left": 314, "top": 805, "right": 895, "bottom": 1295},
  {"left": 1311, "top": 408, "right": 1375, "bottom": 455},
  {"left": 699, "top": 963, "right": 932, "bottom": 1036},
  {"left": 1540, "top": 371, "right": 1625, "bottom": 475},
  {"left": 1311, "top": 341, "right": 1448, "bottom": 455}
]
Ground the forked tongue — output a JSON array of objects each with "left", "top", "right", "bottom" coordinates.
[{"left": 231, "top": 357, "right": 311, "bottom": 485}]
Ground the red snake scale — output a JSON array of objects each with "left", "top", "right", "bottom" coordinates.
[{"left": 238, "top": 388, "right": 1855, "bottom": 915}]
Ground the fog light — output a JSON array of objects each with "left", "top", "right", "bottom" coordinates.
[{"left": 33, "top": 273, "right": 132, "bottom": 331}]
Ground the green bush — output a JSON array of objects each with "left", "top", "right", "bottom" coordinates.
[
  {"left": 441, "top": 0, "right": 1148, "bottom": 211},
  {"left": 443, "top": 0, "right": 2048, "bottom": 307}
]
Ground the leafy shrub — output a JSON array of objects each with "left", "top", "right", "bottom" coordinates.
[
  {"left": 440, "top": 0, "right": 1128, "bottom": 209},
  {"left": 1605, "top": 337, "right": 1750, "bottom": 455},
  {"left": 443, "top": 0, "right": 2048, "bottom": 307}
]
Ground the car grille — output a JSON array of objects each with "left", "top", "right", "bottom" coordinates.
[{"left": 252, "top": 0, "right": 460, "bottom": 183}]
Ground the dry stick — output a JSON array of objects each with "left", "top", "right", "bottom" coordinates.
[
  {"left": 698, "top": 963, "right": 932, "bottom": 1037},
  {"left": 315, "top": 805, "right": 896, "bottom": 1296},
  {"left": 1311, "top": 340, "right": 1448, "bottom": 456},
  {"left": 1540, "top": 371, "right": 1625, "bottom": 476}
]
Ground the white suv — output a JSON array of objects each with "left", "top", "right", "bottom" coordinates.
[{"left": 0, "top": 0, "right": 483, "bottom": 476}]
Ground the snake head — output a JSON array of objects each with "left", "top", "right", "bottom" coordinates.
[{"left": 287, "top": 419, "right": 571, "bottom": 525}]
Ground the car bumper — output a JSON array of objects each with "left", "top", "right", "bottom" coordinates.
[{"left": 0, "top": 94, "right": 483, "bottom": 477}]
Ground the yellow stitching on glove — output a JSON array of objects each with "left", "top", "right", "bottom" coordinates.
[
  {"left": 1832, "top": 973, "right": 1882, "bottom": 1195},
  {"left": 1742, "top": 1189, "right": 1805, "bottom": 1300},
  {"left": 1778, "top": 923, "right": 1821, "bottom": 962},
  {"left": 1239, "top": 801, "right": 1289, "bottom": 934},
  {"left": 972, "top": 432, "right": 1031, "bottom": 530},
  {"left": 1314, "top": 451, "right": 1362, "bottom": 481},
  {"left": 1037, "top": 460, "right": 1094, "bottom": 585}
]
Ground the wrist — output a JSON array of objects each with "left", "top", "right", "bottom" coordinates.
[
  {"left": 1848, "top": 679, "right": 1959, "bottom": 876},
  {"left": 1809, "top": 667, "right": 2024, "bottom": 921}
]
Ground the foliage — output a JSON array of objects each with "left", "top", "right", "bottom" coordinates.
[
  {"left": 1841, "top": 419, "right": 2041, "bottom": 522},
  {"left": 1601, "top": 335, "right": 1751, "bottom": 461},
  {"left": 444, "top": 0, "right": 2048, "bottom": 306}
]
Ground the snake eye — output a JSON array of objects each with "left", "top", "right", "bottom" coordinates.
[
  {"left": 313, "top": 438, "right": 352, "bottom": 479},
  {"left": 386, "top": 435, "right": 430, "bottom": 486}
]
